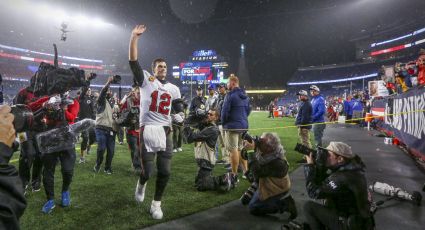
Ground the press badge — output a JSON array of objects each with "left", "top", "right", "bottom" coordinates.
[{"left": 110, "top": 131, "right": 114, "bottom": 136}]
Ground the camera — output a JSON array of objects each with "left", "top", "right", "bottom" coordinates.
[
  {"left": 240, "top": 132, "right": 260, "bottom": 161},
  {"left": 110, "top": 75, "right": 121, "bottom": 84},
  {"left": 87, "top": 72, "right": 97, "bottom": 81},
  {"left": 184, "top": 108, "right": 207, "bottom": 128},
  {"left": 240, "top": 182, "right": 258, "bottom": 205},
  {"left": 11, "top": 104, "right": 34, "bottom": 133},
  {"left": 294, "top": 143, "right": 329, "bottom": 169}
]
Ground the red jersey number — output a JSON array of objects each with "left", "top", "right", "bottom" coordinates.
[{"left": 149, "top": 90, "right": 171, "bottom": 115}]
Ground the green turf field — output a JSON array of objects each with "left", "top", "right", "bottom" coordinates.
[{"left": 14, "top": 111, "right": 303, "bottom": 230}]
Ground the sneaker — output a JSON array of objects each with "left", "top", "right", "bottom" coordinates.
[
  {"left": 150, "top": 200, "right": 163, "bottom": 220},
  {"left": 177, "top": 148, "right": 183, "bottom": 152},
  {"left": 119, "top": 142, "right": 123, "bottom": 145},
  {"left": 79, "top": 157, "right": 86, "bottom": 164},
  {"left": 220, "top": 172, "right": 233, "bottom": 191},
  {"left": 241, "top": 174, "right": 247, "bottom": 180},
  {"left": 32, "top": 182, "right": 41, "bottom": 192},
  {"left": 135, "top": 179, "right": 146, "bottom": 203},
  {"left": 61, "top": 191, "right": 71, "bottom": 207},
  {"left": 173, "top": 149, "right": 177, "bottom": 153},
  {"left": 104, "top": 169, "right": 113, "bottom": 175},
  {"left": 231, "top": 174, "right": 239, "bottom": 188},
  {"left": 93, "top": 165, "right": 100, "bottom": 173},
  {"left": 224, "top": 163, "right": 231, "bottom": 170},
  {"left": 41, "top": 200, "right": 56, "bottom": 214}
]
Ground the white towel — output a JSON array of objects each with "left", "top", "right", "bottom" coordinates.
[{"left": 143, "top": 125, "right": 167, "bottom": 152}]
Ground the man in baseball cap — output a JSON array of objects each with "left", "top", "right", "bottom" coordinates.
[
  {"left": 309, "top": 84, "right": 326, "bottom": 146},
  {"left": 304, "top": 141, "right": 372, "bottom": 229},
  {"left": 295, "top": 89, "right": 312, "bottom": 164}
]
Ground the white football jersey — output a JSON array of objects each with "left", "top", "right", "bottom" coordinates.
[{"left": 138, "top": 70, "right": 181, "bottom": 127}]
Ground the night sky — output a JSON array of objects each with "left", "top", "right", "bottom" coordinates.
[{"left": 1, "top": 0, "right": 425, "bottom": 87}]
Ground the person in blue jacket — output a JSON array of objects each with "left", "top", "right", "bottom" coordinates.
[
  {"left": 221, "top": 74, "right": 251, "bottom": 182},
  {"left": 343, "top": 95, "right": 353, "bottom": 122},
  {"left": 309, "top": 85, "right": 326, "bottom": 147},
  {"left": 351, "top": 94, "right": 364, "bottom": 123}
]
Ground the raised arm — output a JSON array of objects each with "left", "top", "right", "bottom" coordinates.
[
  {"left": 129, "top": 25, "right": 146, "bottom": 61},
  {"left": 129, "top": 25, "right": 147, "bottom": 86}
]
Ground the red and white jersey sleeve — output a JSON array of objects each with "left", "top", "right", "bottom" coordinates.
[{"left": 138, "top": 70, "right": 181, "bottom": 127}]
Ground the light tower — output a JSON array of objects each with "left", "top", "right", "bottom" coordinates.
[{"left": 237, "top": 43, "right": 250, "bottom": 87}]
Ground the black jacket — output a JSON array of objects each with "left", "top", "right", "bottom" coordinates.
[
  {"left": 0, "top": 143, "right": 27, "bottom": 230},
  {"left": 78, "top": 86, "right": 96, "bottom": 120},
  {"left": 184, "top": 122, "right": 219, "bottom": 149},
  {"left": 295, "top": 100, "right": 313, "bottom": 129},
  {"left": 304, "top": 157, "right": 371, "bottom": 219}
]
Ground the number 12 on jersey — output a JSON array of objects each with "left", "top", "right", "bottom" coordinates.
[{"left": 149, "top": 90, "right": 172, "bottom": 115}]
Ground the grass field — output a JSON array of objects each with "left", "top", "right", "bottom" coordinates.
[{"left": 13, "top": 111, "right": 303, "bottom": 230}]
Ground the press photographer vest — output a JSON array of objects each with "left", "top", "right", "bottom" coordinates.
[
  {"left": 258, "top": 159, "right": 291, "bottom": 201},
  {"left": 194, "top": 141, "right": 216, "bottom": 166}
]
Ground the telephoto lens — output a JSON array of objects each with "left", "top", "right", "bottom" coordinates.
[{"left": 240, "top": 182, "right": 258, "bottom": 205}]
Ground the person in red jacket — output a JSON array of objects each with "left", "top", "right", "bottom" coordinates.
[
  {"left": 416, "top": 49, "right": 425, "bottom": 86},
  {"left": 28, "top": 93, "right": 80, "bottom": 214}
]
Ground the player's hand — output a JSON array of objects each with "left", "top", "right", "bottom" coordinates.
[
  {"left": 131, "top": 25, "right": 146, "bottom": 37},
  {"left": 0, "top": 105, "right": 16, "bottom": 148}
]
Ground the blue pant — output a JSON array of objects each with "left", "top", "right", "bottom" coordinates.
[
  {"left": 312, "top": 123, "right": 326, "bottom": 147},
  {"left": 248, "top": 190, "right": 285, "bottom": 215},
  {"left": 95, "top": 128, "right": 116, "bottom": 171}
]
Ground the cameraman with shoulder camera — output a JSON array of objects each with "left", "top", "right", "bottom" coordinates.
[
  {"left": 0, "top": 105, "right": 26, "bottom": 229},
  {"left": 183, "top": 109, "right": 235, "bottom": 192},
  {"left": 27, "top": 91, "right": 80, "bottom": 214},
  {"left": 14, "top": 80, "right": 44, "bottom": 193},
  {"left": 242, "top": 133, "right": 297, "bottom": 218},
  {"left": 303, "top": 142, "right": 373, "bottom": 230}
]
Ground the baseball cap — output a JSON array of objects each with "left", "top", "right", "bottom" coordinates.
[
  {"left": 208, "top": 85, "right": 215, "bottom": 90},
  {"left": 325, "top": 142, "right": 354, "bottom": 159},
  {"left": 296, "top": 90, "right": 308, "bottom": 96},
  {"left": 218, "top": 83, "right": 226, "bottom": 88},
  {"left": 309, "top": 85, "right": 320, "bottom": 92},
  {"left": 196, "top": 86, "right": 203, "bottom": 91}
]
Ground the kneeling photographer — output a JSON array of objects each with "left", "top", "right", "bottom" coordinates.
[
  {"left": 242, "top": 132, "right": 297, "bottom": 218},
  {"left": 183, "top": 109, "right": 235, "bottom": 192},
  {"left": 302, "top": 142, "right": 373, "bottom": 230}
]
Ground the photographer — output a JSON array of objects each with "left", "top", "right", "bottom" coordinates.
[
  {"left": 303, "top": 142, "right": 373, "bottom": 230},
  {"left": 183, "top": 109, "right": 234, "bottom": 191},
  {"left": 0, "top": 105, "right": 26, "bottom": 229},
  {"left": 93, "top": 76, "right": 120, "bottom": 174},
  {"left": 242, "top": 133, "right": 297, "bottom": 218},
  {"left": 117, "top": 85, "right": 141, "bottom": 173},
  {"left": 78, "top": 86, "right": 96, "bottom": 163}
]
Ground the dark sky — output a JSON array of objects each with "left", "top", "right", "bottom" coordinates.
[{"left": 1, "top": 0, "right": 425, "bottom": 87}]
